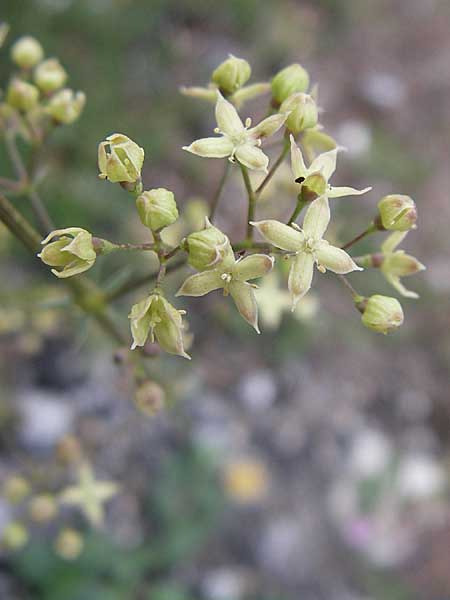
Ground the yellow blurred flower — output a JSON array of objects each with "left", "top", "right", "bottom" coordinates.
[{"left": 223, "top": 458, "right": 269, "bottom": 503}]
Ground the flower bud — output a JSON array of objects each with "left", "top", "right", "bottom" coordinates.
[
  {"left": 54, "top": 528, "right": 84, "bottom": 561},
  {"left": 38, "top": 227, "right": 96, "bottom": 278},
  {"left": 34, "top": 58, "right": 67, "bottom": 93},
  {"left": 135, "top": 381, "right": 165, "bottom": 416},
  {"left": 382, "top": 252, "right": 425, "bottom": 277},
  {"left": 271, "top": 63, "right": 310, "bottom": 104},
  {"left": 11, "top": 36, "right": 44, "bottom": 69},
  {"left": 47, "top": 88, "right": 85, "bottom": 124},
  {"left": 211, "top": 55, "right": 251, "bottom": 94},
  {"left": 98, "top": 133, "right": 144, "bottom": 184},
  {"left": 360, "top": 294, "right": 404, "bottom": 334},
  {"left": 56, "top": 434, "right": 82, "bottom": 464},
  {"left": 184, "top": 217, "right": 234, "bottom": 271},
  {"left": 3, "top": 476, "right": 31, "bottom": 504},
  {"left": 129, "top": 293, "right": 190, "bottom": 358},
  {"left": 280, "top": 93, "right": 318, "bottom": 134},
  {"left": 136, "top": 188, "right": 179, "bottom": 231},
  {"left": 7, "top": 78, "right": 39, "bottom": 112},
  {"left": 29, "top": 494, "right": 58, "bottom": 523},
  {"left": 377, "top": 194, "right": 417, "bottom": 231},
  {"left": 2, "top": 522, "right": 28, "bottom": 550}
]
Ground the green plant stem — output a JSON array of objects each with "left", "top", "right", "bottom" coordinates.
[
  {"left": 287, "top": 196, "right": 308, "bottom": 224},
  {"left": 105, "top": 257, "right": 187, "bottom": 302},
  {"left": 255, "top": 137, "right": 290, "bottom": 197},
  {"left": 239, "top": 163, "right": 256, "bottom": 241},
  {"left": 337, "top": 274, "right": 360, "bottom": 300},
  {"left": 341, "top": 223, "right": 377, "bottom": 251},
  {"left": 4, "top": 133, "right": 54, "bottom": 234},
  {"left": 209, "top": 160, "right": 231, "bottom": 222},
  {"left": 0, "top": 191, "right": 127, "bottom": 345}
]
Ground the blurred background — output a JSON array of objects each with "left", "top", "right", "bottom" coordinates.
[{"left": 1, "top": 0, "right": 450, "bottom": 599}]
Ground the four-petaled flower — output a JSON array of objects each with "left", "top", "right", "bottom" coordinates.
[
  {"left": 290, "top": 135, "right": 372, "bottom": 199},
  {"left": 379, "top": 231, "right": 425, "bottom": 298},
  {"left": 59, "top": 462, "right": 118, "bottom": 527},
  {"left": 183, "top": 92, "right": 288, "bottom": 173},
  {"left": 251, "top": 195, "right": 362, "bottom": 308},
  {"left": 177, "top": 253, "right": 274, "bottom": 333}
]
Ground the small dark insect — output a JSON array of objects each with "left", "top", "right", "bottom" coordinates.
[{"left": 295, "top": 176, "right": 305, "bottom": 184}]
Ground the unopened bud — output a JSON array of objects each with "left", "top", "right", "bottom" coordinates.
[
  {"left": 34, "top": 58, "right": 67, "bottom": 93},
  {"left": 2, "top": 521, "right": 28, "bottom": 550},
  {"left": 29, "top": 494, "right": 58, "bottom": 523},
  {"left": 3, "top": 476, "right": 31, "bottom": 504},
  {"left": 280, "top": 93, "right": 318, "bottom": 134},
  {"left": 38, "top": 227, "right": 96, "bottom": 278},
  {"left": 11, "top": 36, "right": 43, "bottom": 69},
  {"left": 377, "top": 194, "right": 417, "bottom": 231},
  {"left": 212, "top": 55, "right": 251, "bottom": 94},
  {"left": 54, "top": 528, "right": 83, "bottom": 560},
  {"left": 135, "top": 381, "right": 165, "bottom": 416},
  {"left": 271, "top": 63, "right": 310, "bottom": 104},
  {"left": 7, "top": 78, "right": 39, "bottom": 112},
  {"left": 56, "top": 434, "right": 82, "bottom": 464},
  {"left": 185, "top": 217, "right": 234, "bottom": 271},
  {"left": 360, "top": 294, "right": 404, "bottom": 334},
  {"left": 136, "top": 188, "right": 179, "bottom": 231},
  {"left": 98, "top": 133, "right": 144, "bottom": 184},
  {"left": 301, "top": 172, "right": 327, "bottom": 202},
  {"left": 47, "top": 88, "right": 85, "bottom": 124}
]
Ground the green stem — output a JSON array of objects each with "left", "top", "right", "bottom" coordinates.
[
  {"left": 341, "top": 223, "right": 377, "bottom": 251},
  {"left": 255, "top": 137, "right": 290, "bottom": 198},
  {"left": 239, "top": 163, "right": 256, "bottom": 241},
  {"left": 0, "top": 191, "right": 127, "bottom": 345},
  {"left": 209, "top": 160, "right": 231, "bottom": 222},
  {"left": 287, "top": 196, "right": 308, "bottom": 225},
  {"left": 337, "top": 274, "right": 360, "bottom": 300}
]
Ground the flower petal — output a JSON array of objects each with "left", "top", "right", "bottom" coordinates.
[
  {"left": 328, "top": 185, "right": 372, "bottom": 198},
  {"left": 235, "top": 144, "right": 269, "bottom": 172},
  {"left": 229, "top": 281, "right": 260, "bottom": 333},
  {"left": 302, "top": 195, "right": 330, "bottom": 239},
  {"left": 215, "top": 92, "right": 244, "bottom": 137},
  {"left": 183, "top": 136, "right": 234, "bottom": 158},
  {"left": 290, "top": 134, "right": 307, "bottom": 180},
  {"left": 316, "top": 242, "right": 362, "bottom": 274},
  {"left": 309, "top": 148, "right": 338, "bottom": 181},
  {"left": 234, "top": 254, "right": 274, "bottom": 281},
  {"left": 385, "top": 273, "right": 419, "bottom": 299},
  {"left": 248, "top": 113, "right": 288, "bottom": 140},
  {"left": 250, "top": 220, "right": 304, "bottom": 251},
  {"left": 51, "top": 259, "right": 95, "bottom": 279},
  {"left": 288, "top": 252, "right": 315, "bottom": 309},
  {"left": 381, "top": 231, "right": 408, "bottom": 254},
  {"left": 176, "top": 270, "right": 223, "bottom": 297}
]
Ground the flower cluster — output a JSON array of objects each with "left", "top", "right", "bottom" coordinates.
[
  {"left": 0, "top": 33, "right": 85, "bottom": 144},
  {"left": 0, "top": 44, "right": 422, "bottom": 358}
]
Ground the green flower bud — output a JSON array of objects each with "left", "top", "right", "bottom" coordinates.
[
  {"left": 54, "top": 528, "right": 84, "bottom": 561},
  {"left": 38, "top": 227, "right": 96, "bottom": 278},
  {"left": 3, "top": 476, "right": 31, "bottom": 504},
  {"left": 280, "top": 93, "right": 318, "bottom": 134},
  {"left": 185, "top": 217, "right": 234, "bottom": 271},
  {"left": 136, "top": 188, "right": 179, "bottom": 231},
  {"left": 2, "top": 521, "right": 29, "bottom": 550},
  {"left": 98, "top": 133, "right": 144, "bottom": 184},
  {"left": 271, "top": 63, "right": 310, "bottom": 104},
  {"left": 129, "top": 292, "right": 190, "bottom": 359},
  {"left": 34, "top": 58, "right": 67, "bottom": 93},
  {"left": 7, "top": 78, "right": 39, "bottom": 112},
  {"left": 361, "top": 294, "right": 404, "bottom": 334},
  {"left": 377, "top": 194, "right": 417, "bottom": 231},
  {"left": 11, "top": 36, "right": 44, "bottom": 69},
  {"left": 47, "top": 88, "right": 85, "bottom": 124},
  {"left": 135, "top": 380, "right": 165, "bottom": 416},
  {"left": 29, "top": 494, "right": 58, "bottom": 523},
  {"left": 211, "top": 55, "right": 251, "bottom": 94}
]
